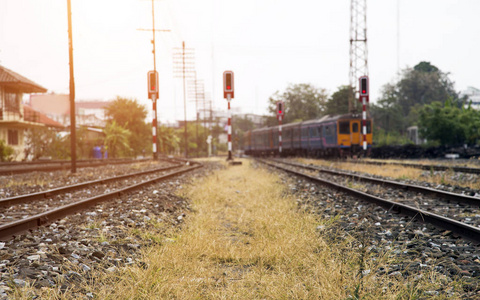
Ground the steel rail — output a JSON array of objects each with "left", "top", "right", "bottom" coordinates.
[
  {"left": 259, "top": 159, "right": 480, "bottom": 242},
  {"left": 0, "top": 163, "right": 183, "bottom": 208},
  {"left": 357, "top": 160, "right": 480, "bottom": 174},
  {"left": 273, "top": 159, "right": 480, "bottom": 206},
  {"left": 0, "top": 163, "right": 202, "bottom": 241},
  {"left": 0, "top": 158, "right": 149, "bottom": 167},
  {"left": 0, "top": 158, "right": 151, "bottom": 175}
]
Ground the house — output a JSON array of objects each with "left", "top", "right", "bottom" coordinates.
[
  {"left": 29, "top": 94, "right": 110, "bottom": 127},
  {"left": 0, "top": 65, "right": 52, "bottom": 160}
]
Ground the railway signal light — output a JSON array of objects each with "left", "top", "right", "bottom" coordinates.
[
  {"left": 359, "top": 76, "right": 369, "bottom": 102},
  {"left": 276, "top": 101, "right": 285, "bottom": 119},
  {"left": 148, "top": 70, "right": 159, "bottom": 99},
  {"left": 223, "top": 71, "right": 234, "bottom": 99}
]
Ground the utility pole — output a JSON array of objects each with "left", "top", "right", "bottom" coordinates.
[
  {"left": 188, "top": 75, "right": 205, "bottom": 157},
  {"left": 67, "top": 0, "right": 76, "bottom": 173},
  {"left": 173, "top": 42, "right": 195, "bottom": 158},
  {"left": 349, "top": 0, "right": 368, "bottom": 113},
  {"left": 138, "top": 0, "right": 170, "bottom": 160}
]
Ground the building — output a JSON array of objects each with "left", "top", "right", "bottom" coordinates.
[
  {"left": 460, "top": 87, "right": 480, "bottom": 110},
  {"left": 29, "top": 94, "right": 110, "bottom": 127},
  {"left": 235, "top": 113, "right": 266, "bottom": 128},
  {"left": 0, "top": 65, "right": 57, "bottom": 160}
]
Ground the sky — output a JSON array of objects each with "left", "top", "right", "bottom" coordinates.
[{"left": 1, "top": 0, "right": 480, "bottom": 124}]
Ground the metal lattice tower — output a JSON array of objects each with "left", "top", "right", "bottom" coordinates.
[{"left": 349, "top": 0, "right": 368, "bottom": 113}]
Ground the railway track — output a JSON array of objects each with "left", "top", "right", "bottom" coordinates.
[
  {"left": 357, "top": 159, "right": 480, "bottom": 174},
  {"left": 0, "top": 160, "right": 202, "bottom": 240},
  {"left": 259, "top": 158, "right": 480, "bottom": 242},
  {"left": 0, "top": 158, "right": 151, "bottom": 175}
]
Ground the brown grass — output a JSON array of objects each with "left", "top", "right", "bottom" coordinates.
[
  {"left": 11, "top": 158, "right": 467, "bottom": 299},
  {"left": 295, "top": 158, "right": 480, "bottom": 190}
]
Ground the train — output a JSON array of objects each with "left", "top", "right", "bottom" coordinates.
[{"left": 243, "top": 113, "right": 373, "bottom": 158}]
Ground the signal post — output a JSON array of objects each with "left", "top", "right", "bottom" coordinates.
[
  {"left": 359, "top": 76, "right": 369, "bottom": 151},
  {"left": 223, "top": 71, "right": 234, "bottom": 161},
  {"left": 276, "top": 101, "right": 285, "bottom": 155},
  {"left": 148, "top": 70, "right": 159, "bottom": 159}
]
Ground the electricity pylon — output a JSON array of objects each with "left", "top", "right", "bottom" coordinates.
[{"left": 349, "top": 0, "right": 368, "bottom": 113}]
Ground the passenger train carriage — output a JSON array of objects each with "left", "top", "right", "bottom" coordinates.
[{"left": 244, "top": 113, "right": 372, "bottom": 157}]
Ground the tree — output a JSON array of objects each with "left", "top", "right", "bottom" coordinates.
[
  {"left": 459, "top": 105, "right": 480, "bottom": 145},
  {"left": 24, "top": 127, "right": 69, "bottom": 160},
  {"left": 266, "top": 83, "right": 328, "bottom": 126},
  {"left": 418, "top": 101, "right": 465, "bottom": 145},
  {"left": 104, "top": 121, "right": 131, "bottom": 158},
  {"left": 324, "top": 85, "right": 353, "bottom": 116},
  {"left": 370, "top": 61, "right": 461, "bottom": 145},
  {"left": 396, "top": 61, "right": 459, "bottom": 116},
  {"left": 105, "top": 97, "right": 150, "bottom": 157},
  {"left": 175, "top": 122, "right": 206, "bottom": 157},
  {"left": 157, "top": 125, "right": 179, "bottom": 155},
  {"left": 370, "top": 83, "right": 407, "bottom": 134}
]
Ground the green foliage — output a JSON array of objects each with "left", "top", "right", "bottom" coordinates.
[
  {"left": 396, "top": 61, "right": 459, "bottom": 116},
  {"left": 24, "top": 127, "right": 69, "bottom": 160},
  {"left": 324, "top": 85, "right": 353, "bottom": 116},
  {"left": 371, "top": 61, "right": 464, "bottom": 146},
  {"left": 413, "top": 61, "right": 439, "bottom": 73},
  {"left": 157, "top": 125, "right": 179, "bottom": 155},
  {"left": 175, "top": 122, "right": 212, "bottom": 157},
  {"left": 104, "top": 121, "right": 131, "bottom": 158},
  {"left": 370, "top": 84, "right": 408, "bottom": 135},
  {"left": 373, "top": 127, "right": 411, "bottom": 146},
  {"left": 459, "top": 105, "right": 480, "bottom": 144},
  {"left": 105, "top": 97, "right": 150, "bottom": 157},
  {"left": 418, "top": 101, "right": 468, "bottom": 145},
  {"left": 0, "top": 139, "right": 14, "bottom": 161},
  {"left": 266, "top": 83, "right": 328, "bottom": 126}
]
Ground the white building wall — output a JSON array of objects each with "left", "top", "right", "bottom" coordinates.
[{"left": 461, "top": 87, "right": 480, "bottom": 110}]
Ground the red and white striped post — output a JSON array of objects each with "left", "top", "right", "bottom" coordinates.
[
  {"left": 152, "top": 95, "right": 157, "bottom": 157},
  {"left": 148, "top": 70, "right": 159, "bottom": 159},
  {"left": 223, "top": 71, "right": 234, "bottom": 161},
  {"left": 359, "top": 76, "right": 369, "bottom": 151},
  {"left": 362, "top": 96, "right": 367, "bottom": 150},
  {"left": 227, "top": 94, "right": 232, "bottom": 160}
]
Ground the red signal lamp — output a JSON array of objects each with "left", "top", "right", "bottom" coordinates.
[
  {"left": 359, "top": 76, "right": 369, "bottom": 102},
  {"left": 148, "top": 70, "right": 159, "bottom": 100},
  {"left": 223, "top": 71, "right": 234, "bottom": 99}
]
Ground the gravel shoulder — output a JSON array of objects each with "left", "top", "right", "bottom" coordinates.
[{"left": 0, "top": 160, "right": 221, "bottom": 299}]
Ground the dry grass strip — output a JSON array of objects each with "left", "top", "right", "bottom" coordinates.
[
  {"left": 13, "top": 158, "right": 467, "bottom": 299},
  {"left": 296, "top": 158, "right": 480, "bottom": 190},
  {"left": 93, "top": 159, "right": 358, "bottom": 299}
]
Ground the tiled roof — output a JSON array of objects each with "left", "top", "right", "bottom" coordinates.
[
  {"left": 23, "top": 105, "right": 64, "bottom": 128},
  {"left": 0, "top": 65, "right": 47, "bottom": 93}
]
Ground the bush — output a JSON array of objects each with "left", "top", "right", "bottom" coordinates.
[{"left": 0, "top": 139, "right": 14, "bottom": 161}]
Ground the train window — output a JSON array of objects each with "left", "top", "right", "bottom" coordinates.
[
  {"left": 352, "top": 123, "right": 359, "bottom": 133},
  {"left": 325, "top": 125, "right": 331, "bottom": 136},
  {"left": 367, "top": 120, "right": 372, "bottom": 133},
  {"left": 339, "top": 121, "right": 350, "bottom": 134},
  {"left": 302, "top": 127, "right": 308, "bottom": 138}
]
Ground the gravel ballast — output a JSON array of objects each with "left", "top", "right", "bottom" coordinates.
[{"left": 0, "top": 161, "right": 221, "bottom": 299}]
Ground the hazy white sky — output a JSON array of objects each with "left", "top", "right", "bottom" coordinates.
[{"left": 1, "top": 0, "right": 480, "bottom": 123}]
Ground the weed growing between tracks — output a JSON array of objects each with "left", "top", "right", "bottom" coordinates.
[
  {"left": 12, "top": 159, "right": 469, "bottom": 299},
  {"left": 90, "top": 159, "right": 363, "bottom": 298}
]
